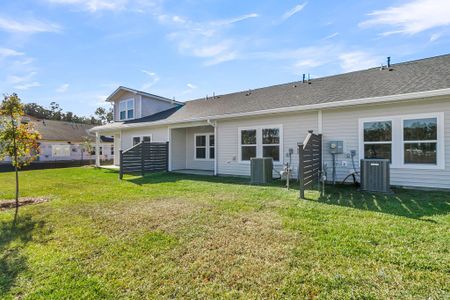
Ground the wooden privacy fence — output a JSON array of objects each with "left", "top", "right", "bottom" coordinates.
[
  {"left": 119, "top": 141, "right": 169, "bottom": 179},
  {"left": 298, "top": 130, "right": 322, "bottom": 198}
]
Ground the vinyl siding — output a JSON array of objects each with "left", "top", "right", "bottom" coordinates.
[
  {"left": 141, "top": 95, "right": 176, "bottom": 118},
  {"left": 113, "top": 91, "right": 139, "bottom": 121},
  {"left": 217, "top": 112, "right": 318, "bottom": 177},
  {"left": 171, "top": 128, "right": 187, "bottom": 170},
  {"left": 120, "top": 126, "right": 168, "bottom": 150},
  {"left": 185, "top": 126, "right": 214, "bottom": 171},
  {"left": 321, "top": 97, "right": 450, "bottom": 189}
]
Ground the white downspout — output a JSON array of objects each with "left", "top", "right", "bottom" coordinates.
[
  {"left": 207, "top": 119, "right": 218, "bottom": 176},
  {"left": 95, "top": 132, "right": 101, "bottom": 167}
]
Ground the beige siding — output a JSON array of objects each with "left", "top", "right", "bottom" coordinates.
[
  {"left": 322, "top": 98, "right": 450, "bottom": 189},
  {"left": 217, "top": 112, "right": 318, "bottom": 176},
  {"left": 185, "top": 126, "right": 214, "bottom": 171}
]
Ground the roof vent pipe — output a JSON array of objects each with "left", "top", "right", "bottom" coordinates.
[
  {"left": 387, "top": 56, "right": 391, "bottom": 68},
  {"left": 302, "top": 74, "right": 306, "bottom": 83}
]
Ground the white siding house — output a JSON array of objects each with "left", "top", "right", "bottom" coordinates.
[{"left": 91, "top": 54, "right": 450, "bottom": 190}]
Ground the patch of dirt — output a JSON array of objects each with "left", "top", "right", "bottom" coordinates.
[{"left": 0, "top": 197, "right": 50, "bottom": 211}]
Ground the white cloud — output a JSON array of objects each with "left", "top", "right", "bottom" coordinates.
[
  {"left": 15, "top": 82, "right": 41, "bottom": 90},
  {"left": 429, "top": 32, "right": 441, "bottom": 42},
  {"left": 323, "top": 32, "right": 339, "bottom": 40},
  {"left": 7, "top": 71, "right": 41, "bottom": 90},
  {"left": 159, "top": 12, "right": 258, "bottom": 66},
  {"left": 360, "top": 0, "right": 450, "bottom": 35},
  {"left": 339, "top": 51, "right": 382, "bottom": 72},
  {"left": 0, "top": 48, "right": 24, "bottom": 59},
  {"left": 0, "top": 16, "right": 61, "bottom": 33},
  {"left": 186, "top": 83, "right": 197, "bottom": 89},
  {"left": 45, "top": 0, "right": 161, "bottom": 13},
  {"left": 281, "top": 2, "right": 307, "bottom": 21},
  {"left": 56, "top": 83, "right": 70, "bottom": 93},
  {"left": 141, "top": 70, "right": 160, "bottom": 90}
]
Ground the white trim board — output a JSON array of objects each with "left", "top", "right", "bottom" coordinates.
[{"left": 91, "top": 88, "right": 450, "bottom": 133}]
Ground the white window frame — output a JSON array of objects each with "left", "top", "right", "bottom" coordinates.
[
  {"left": 132, "top": 134, "right": 153, "bottom": 146},
  {"left": 194, "top": 133, "right": 214, "bottom": 161},
  {"left": 119, "top": 98, "right": 135, "bottom": 121},
  {"left": 358, "top": 112, "right": 444, "bottom": 170},
  {"left": 238, "top": 125, "right": 283, "bottom": 164},
  {"left": 52, "top": 144, "right": 71, "bottom": 157}
]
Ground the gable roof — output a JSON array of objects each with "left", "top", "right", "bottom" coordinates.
[
  {"left": 164, "top": 54, "right": 450, "bottom": 123},
  {"left": 28, "top": 118, "right": 113, "bottom": 143},
  {"left": 92, "top": 53, "right": 450, "bottom": 132},
  {"left": 106, "top": 86, "right": 184, "bottom": 106}
]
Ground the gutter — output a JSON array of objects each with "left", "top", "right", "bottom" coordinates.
[{"left": 90, "top": 88, "right": 450, "bottom": 133}]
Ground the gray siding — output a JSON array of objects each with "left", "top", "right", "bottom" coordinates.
[
  {"left": 322, "top": 97, "right": 450, "bottom": 189},
  {"left": 141, "top": 95, "right": 176, "bottom": 118},
  {"left": 185, "top": 126, "right": 214, "bottom": 171},
  {"left": 217, "top": 112, "right": 318, "bottom": 177},
  {"left": 120, "top": 126, "right": 168, "bottom": 150},
  {"left": 171, "top": 128, "right": 187, "bottom": 170}
]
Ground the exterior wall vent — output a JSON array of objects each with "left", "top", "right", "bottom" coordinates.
[
  {"left": 250, "top": 157, "right": 273, "bottom": 184},
  {"left": 360, "top": 159, "right": 391, "bottom": 193}
]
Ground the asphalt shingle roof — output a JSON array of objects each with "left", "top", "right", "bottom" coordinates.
[
  {"left": 163, "top": 54, "right": 450, "bottom": 122},
  {"left": 92, "top": 54, "right": 450, "bottom": 131}
]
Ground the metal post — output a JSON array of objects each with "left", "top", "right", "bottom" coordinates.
[
  {"left": 95, "top": 132, "right": 101, "bottom": 167},
  {"left": 119, "top": 150, "right": 123, "bottom": 180},
  {"left": 166, "top": 141, "right": 169, "bottom": 172},
  {"left": 141, "top": 144, "right": 145, "bottom": 177}
]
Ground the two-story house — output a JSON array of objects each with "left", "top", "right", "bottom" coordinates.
[{"left": 91, "top": 54, "right": 450, "bottom": 190}]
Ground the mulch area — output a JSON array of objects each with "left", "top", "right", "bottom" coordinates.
[{"left": 0, "top": 197, "right": 50, "bottom": 211}]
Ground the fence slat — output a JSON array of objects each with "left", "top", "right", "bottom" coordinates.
[{"left": 298, "top": 131, "right": 322, "bottom": 198}]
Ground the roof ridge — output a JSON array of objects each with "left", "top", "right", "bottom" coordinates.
[{"left": 183, "top": 52, "right": 450, "bottom": 104}]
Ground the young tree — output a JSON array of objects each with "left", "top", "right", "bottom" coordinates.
[
  {"left": 0, "top": 94, "right": 41, "bottom": 226},
  {"left": 81, "top": 136, "right": 94, "bottom": 165}
]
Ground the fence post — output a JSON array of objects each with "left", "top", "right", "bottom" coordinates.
[
  {"left": 298, "top": 143, "right": 305, "bottom": 199},
  {"left": 119, "top": 150, "right": 123, "bottom": 180},
  {"left": 141, "top": 143, "right": 145, "bottom": 177},
  {"left": 166, "top": 141, "right": 169, "bottom": 172}
]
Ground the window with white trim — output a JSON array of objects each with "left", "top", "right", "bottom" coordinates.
[
  {"left": 133, "top": 137, "right": 141, "bottom": 146},
  {"left": 195, "top": 134, "right": 214, "bottom": 160},
  {"left": 363, "top": 121, "right": 392, "bottom": 161},
  {"left": 119, "top": 99, "right": 134, "bottom": 120},
  {"left": 403, "top": 117, "right": 437, "bottom": 165},
  {"left": 143, "top": 136, "right": 151, "bottom": 142},
  {"left": 52, "top": 145, "right": 70, "bottom": 157},
  {"left": 359, "top": 113, "right": 444, "bottom": 169},
  {"left": 239, "top": 126, "right": 282, "bottom": 163}
]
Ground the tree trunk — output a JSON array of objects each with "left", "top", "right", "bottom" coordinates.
[{"left": 12, "top": 119, "right": 19, "bottom": 227}]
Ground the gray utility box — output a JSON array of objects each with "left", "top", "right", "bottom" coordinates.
[
  {"left": 360, "top": 159, "right": 391, "bottom": 193},
  {"left": 329, "top": 141, "right": 344, "bottom": 154},
  {"left": 250, "top": 157, "right": 273, "bottom": 184}
]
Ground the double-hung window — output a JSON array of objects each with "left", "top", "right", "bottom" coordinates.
[
  {"left": 119, "top": 99, "right": 134, "bottom": 120},
  {"left": 133, "top": 137, "right": 141, "bottom": 146},
  {"left": 359, "top": 113, "right": 443, "bottom": 169},
  {"left": 239, "top": 126, "right": 282, "bottom": 163},
  {"left": 403, "top": 117, "right": 437, "bottom": 165},
  {"left": 363, "top": 121, "right": 392, "bottom": 161},
  {"left": 195, "top": 134, "right": 214, "bottom": 160}
]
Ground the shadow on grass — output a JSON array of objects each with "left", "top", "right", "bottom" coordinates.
[
  {"left": 126, "top": 171, "right": 251, "bottom": 187},
  {"left": 119, "top": 171, "right": 450, "bottom": 220},
  {"left": 305, "top": 184, "right": 450, "bottom": 220},
  {"left": 0, "top": 215, "right": 46, "bottom": 296}
]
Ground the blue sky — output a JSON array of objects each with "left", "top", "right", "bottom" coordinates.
[{"left": 0, "top": 0, "right": 449, "bottom": 116}]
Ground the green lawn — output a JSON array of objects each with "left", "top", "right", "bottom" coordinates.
[{"left": 0, "top": 167, "right": 449, "bottom": 299}]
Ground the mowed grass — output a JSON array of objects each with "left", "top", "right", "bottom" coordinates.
[{"left": 0, "top": 167, "right": 449, "bottom": 299}]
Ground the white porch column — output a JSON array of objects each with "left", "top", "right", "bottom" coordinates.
[
  {"left": 95, "top": 132, "right": 101, "bottom": 167},
  {"left": 168, "top": 127, "right": 172, "bottom": 171}
]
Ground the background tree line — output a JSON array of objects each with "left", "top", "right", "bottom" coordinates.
[{"left": 23, "top": 102, "right": 113, "bottom": 125}]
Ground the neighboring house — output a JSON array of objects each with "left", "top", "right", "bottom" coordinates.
[
  {"left": 1, "top": 117, "right": 114, "bottom": 163},
  {"left": 91, "top": 54, "right": 450, "bottom": 189}
]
